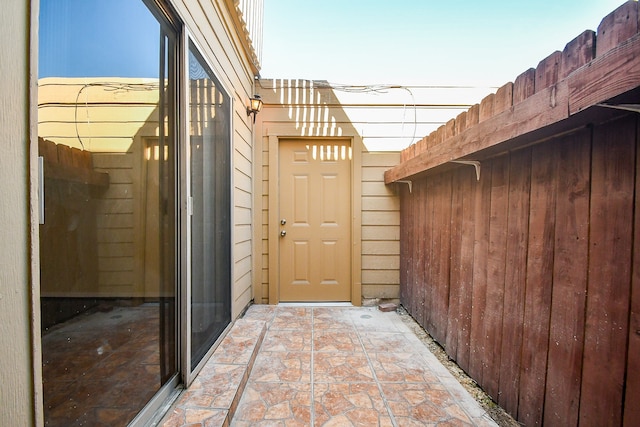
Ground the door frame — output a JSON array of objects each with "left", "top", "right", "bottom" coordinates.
[{"left": 267, "top": 135, "right": 362, "bottom": 305}]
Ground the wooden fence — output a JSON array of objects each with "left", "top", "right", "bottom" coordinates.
[
  {"left": 386, "top": 2, "right": 640, "bottom": 425},
  {"left": 398, "top": 115, "right": 638, "bottom": 425}
]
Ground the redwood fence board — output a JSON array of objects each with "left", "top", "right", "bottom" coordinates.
[
  {"left": 414, "top": 179, "right": 424, "bottom": 321},
  {"left": 580, "top": 115, "right": 635, "bottom": 424},
  {"left": 518, "top": 141, "right": 558, "bottom": 426},
  {"left": 498, "top": 147, "right": 531, "bottom": 415},
  {"left": 482, "top": 157, "right": 509, "bottom": 399},
  {"left": 543, "top": 130, "right": 591, "bottom": 427},
  {"left": 456, "top": 168, "right": 475, "bottom": 371},
  {"left": 624, "top": 118, "right": 640, "bottom": 427},
  {"left": 446, "top": 171, "right": 464, "bottom": 363},
  {"left": 468, "top": 161, "right": 492, "bottom": 382},
  {"left": 435, "top": 172, "right": 452, "bottom": 345},
  {"left": 423, "top": 177, "right": 436, "bottom": 335}
]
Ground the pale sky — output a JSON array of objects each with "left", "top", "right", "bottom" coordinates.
[{"left": 261, "top": 0, "right": 625, "bottom": 87}]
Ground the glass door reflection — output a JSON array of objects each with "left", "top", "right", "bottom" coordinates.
[
  {"left": 38, "top": 1, "right": 178, "bottom": 425},
  {"left": 188, "top": 43, "right": 232, "bottom": 370}
]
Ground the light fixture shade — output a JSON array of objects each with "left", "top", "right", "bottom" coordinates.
[
  {"left": 247, "top": 95, "right": 263, "bottom": 123},
  {"left": 250, "top": 95, "right": 263, "bottom": 113}
]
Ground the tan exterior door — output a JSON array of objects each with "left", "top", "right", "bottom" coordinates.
[{"left": 279, "top": 139, "right": 352, "bottom": 301}]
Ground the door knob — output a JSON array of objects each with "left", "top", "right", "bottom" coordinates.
[
  {"left": 281, "top": 219, "right": 287, "bottom": 225},
  {"left": 280, "top": 230, "right": 286, "bottom": 237}
]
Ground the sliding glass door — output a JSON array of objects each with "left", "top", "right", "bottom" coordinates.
[
  {"left": 187, "top": 42, "right": 232, "bottom": 371},
  {"left": 38, "top": 1, "right": 235, "bottom": 423},
  {"left": 38, "top": 1, "right": 178, "bottom": 425}
]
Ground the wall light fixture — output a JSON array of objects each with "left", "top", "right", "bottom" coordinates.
[{"left": 246, "top": 95, "right": 263, "bottom": 123}]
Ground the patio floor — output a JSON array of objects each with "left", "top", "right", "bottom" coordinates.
[{"left": 162, "top": 304, "right": 498, "bottom": 426}]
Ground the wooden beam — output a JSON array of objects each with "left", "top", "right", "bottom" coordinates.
[
  {"left": 385, "top": 32, "right": 640, "bottom": 184},
  {"left": 568, "top": 32, "right": 640, "bottom": 114},
  {"left": 384, "top": 81, "right": 568, "bottom": 184}
]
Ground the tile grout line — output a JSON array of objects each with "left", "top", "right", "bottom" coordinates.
[{"left": 354, "top": 317, "right": 399, "bottom": 427}]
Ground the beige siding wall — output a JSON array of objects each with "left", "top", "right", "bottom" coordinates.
[
  {"left": 1, "top": 0, "right": 36, "bottom": 425},
  {"left": 254, "top": 79, "right": 491, "bottom": 303},
  {"left": 255, "top": 79, "right": 494, "bottom": 152},
  {"left": 254, "top": 79, "right": 406, "bottom": 304},
  {"left": 361, "top": 152, "right": 401, "bottom": 300}
]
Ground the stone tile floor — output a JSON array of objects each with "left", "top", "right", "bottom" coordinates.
[{"left": 164, "top": 304, "right": 498, "bottom": 426}]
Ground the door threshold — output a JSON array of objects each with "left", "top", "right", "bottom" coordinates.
[{"left": 277, "top": 302, "right": 354, "bottom": 307}]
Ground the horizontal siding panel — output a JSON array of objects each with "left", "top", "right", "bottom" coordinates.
[
  {"left": 96, "top": 213, "right": 133, "bottom": 229},
  {"left": 98, "top": 271, "right": 134, "bottom": 286},
  {"left": 38, "top": 104, "right": 157, "bottom": 123},
  {"left": 263, "top": 120, "right": 445, "bottom": 140},
  {"left": 102, "top": 169, "right": 133, "bottom": 184},
  {"left": 235, "top": 224, "right": 252, "bottom": 243},
  {"left": 96, "top": 200, "right": 134, "bottom": 214},
  {"left": 362, "top": 137, "right": 424, "bottom": 152},
  {"left": 38, "top": 79, "right": 160, "bottom": 104},
  {"left": 362, "top": 269, "right": 400, "bottom": 284},
  {"left": 362, "top": 166, "right": 391, "bottom": 182},
  {"left": 234, "top": 149, "right": 252, "bottom": 177},
  {"left": 362, "top": 211, "right": 400, "bottom": 226},
  {"left": 362, "top": 152, "right": 401, "bottom": 167},
  {"left": 235, "top": 134, "right": 253, "bottom": 158},
  {"left": 97, "top": 228, "right": 133, "bottom": 243},
  {"left": 362, "top": 240, "right": 400, "bottom": 255},
  {"left": 258, "top": 82, "right": 494, "bottom": 106},
  {"left": 234, "top": 206, "right": 252, "bottom": 225},
  {"left": 39, "top": 121, "right": 158, "bottom": 139},
  {"left": 362, "top": 255, "right": 400, "bottom": 270},
  {"left": 235, "top": 240, "right": 252, "bottom": 259},
  {"left": 362, "top": 225, "right": 399, "bottom": 240},
  {"left": 362, "top": 181, "right": 396, "bottom": 197},
  {"left": 362, "top": 196, "right": 400, "bottom": 211},
  {"left": 258, "top": 105, "right": 468, "bottom": 125},
  {"left": 97, "top": 242, "right": 134, "bottom": 257},
  {"left": 40, "top": 137, "right": 136, "bottom": 153},
  {"left": 96, "top": 285, "right": 134, "bottom": 297},
  {"left": 92, "top": 153, "right": 134, "bottom": 169},
  {"left": 234, "top": 256, "right": 252, "bottom": 278},
  {"left": 234, "top": 169, "right": 252, "bottom": 193},
  {"left": 234, "top": 188, "right": 252, "bottom": 208},
  {"left": 99, "top": 257, "right": 134, "bottom": 272},
  {"left": 100, "top": 183, "right": 133, "bottom": 199}
]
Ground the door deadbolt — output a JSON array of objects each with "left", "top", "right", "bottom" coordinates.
[
  {"left": 281, "top": 219, "right": 286, "bottom": 225},
  {"left": 280, "top": 230, "right": 287, "bottom": 237}
]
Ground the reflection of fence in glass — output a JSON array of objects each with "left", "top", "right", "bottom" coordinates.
[{"left": 37, "top": 77, "right": 167, "bottom": 299}]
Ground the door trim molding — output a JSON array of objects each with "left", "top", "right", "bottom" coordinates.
[{"left": 267, "top": 135, "right": 362, "bottom": 305}]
